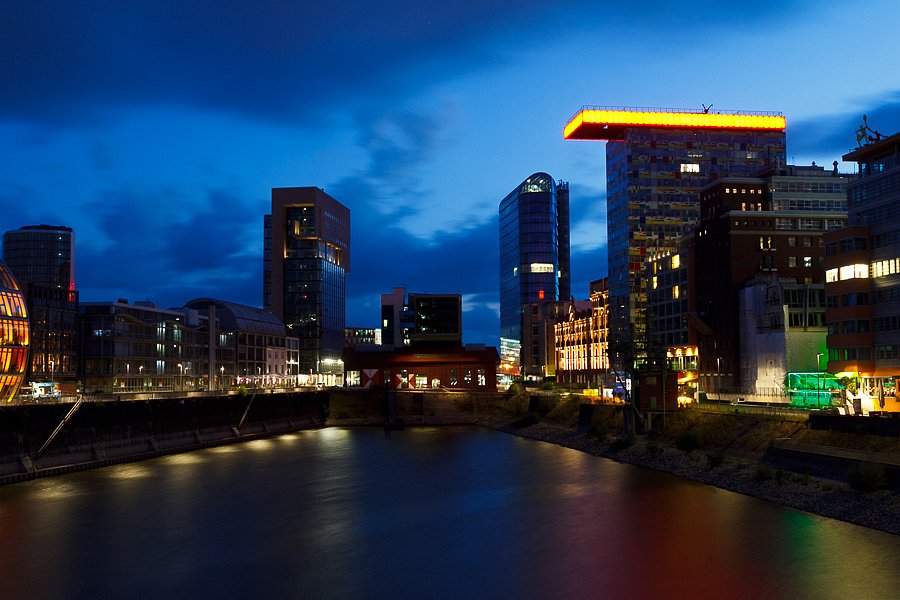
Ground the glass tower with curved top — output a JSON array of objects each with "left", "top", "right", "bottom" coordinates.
[{"left": 499, "top": 173, "right": 570, "bottom": 374}]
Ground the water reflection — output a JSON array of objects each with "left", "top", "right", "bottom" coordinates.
[{"left": 0, "top": 426, "right": 896, "bottom": 599}]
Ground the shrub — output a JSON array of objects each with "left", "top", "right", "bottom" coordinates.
[
  {"left": 675, "top": 430, "right": 700, "bottom": 454},
  {"left": 706, "top": 452, "right": 725, "bottom": 469},
  {"left": 512, "top": 412, "right": 540, "bottom": 429},
  {"left": 610, "top": 436, "right": 634, "bottom": 452},
  {"left": 755, "top": 465, "right": 774, "bottom": 481},
  {"left": 848, "top": 461, "right": 889, "bottom": 492},
  {"left": 647, "top": 441, "right": 662, "bottom": 458},
  {"left": 775, "top": 469, "right": 788, "bottom": 485},
  {"left": 589, "top": 412, "right": 610, "bottom": 439}
]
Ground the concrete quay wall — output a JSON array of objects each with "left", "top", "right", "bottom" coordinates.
[{"left": 0, "top": 390, "right": 328, "bottom": 485}]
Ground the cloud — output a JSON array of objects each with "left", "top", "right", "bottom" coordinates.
[
  {"left": 0, "top": 1, "right": 568, "bottom": 127},
  {"left": 790, "top": 90, "right": 900, "bottom": 161},
  {"left": 76, "top": 187, "right": 261, "bottom": 308}
]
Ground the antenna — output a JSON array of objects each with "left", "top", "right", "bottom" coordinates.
[{"left": 702, "top": 104, "right": 713, "bottom": 114}]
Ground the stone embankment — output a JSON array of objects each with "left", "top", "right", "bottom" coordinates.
[{"left": 488, "top": 404, "right": 900, "bottom": 536}]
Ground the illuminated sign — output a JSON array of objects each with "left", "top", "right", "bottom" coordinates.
[
  {"left": 564, "top": 108, "right": 786, "bottom": 140},
  {"left": 530, "top": 263, "right": 554, "bottom": 273}
]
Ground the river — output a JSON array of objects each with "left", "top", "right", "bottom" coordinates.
[{"left": 0, "top": 426, "right": 897, "bottom": 599}]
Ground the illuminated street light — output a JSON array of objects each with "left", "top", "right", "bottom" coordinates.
[{"left": 177, "top": 363, "right": 184, "bottom": 391}]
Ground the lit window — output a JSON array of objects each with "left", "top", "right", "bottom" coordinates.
[
  {"left": 671, "top": 254, "right": 680, "bottom": 269},
  {"left": 530, "top": 263, "right": 554, "bottom": 273},
  {"left": 652, "top": 276, "right": 658, "bottom": 290},
  {"left": 680, "top": 163, "right": 699, "bottom": 173},
  {"left": 826, "top": 269, "right": 838, "bottom": 283},
  {"left": 803, "top": 256, "right": 813, "bottom": 267},
  {"left": 673, "top": 285, "right": 680, "bottom": 299},
  {"left": 839, "top": 264, "right": 869, "bottom": 280}
]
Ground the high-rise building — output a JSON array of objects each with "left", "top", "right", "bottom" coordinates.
[
  {"left": 2, "top": 224, "right": 78, "bottom": 389},
  {"left": 824, "top": 130, "right": 900, "bottom": 406},
  {"left": 265, "top": 187, "right": 350, "bottom": 374},
  {"left": 564, "top": 107, "right": 786, "bottom": 361},
  {"left": 498, "top": 172, "right": 570, "bottom": 375}
]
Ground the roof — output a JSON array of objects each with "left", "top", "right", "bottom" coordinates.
[
  {"left": 842, "top": 131, "right": 900, "bottom": 163},
  {"left": 184, "top": 298, "right": 286, "bottom": 336},
  {"left": 564, "top": 106, "right": 785, "bottom": 140}
]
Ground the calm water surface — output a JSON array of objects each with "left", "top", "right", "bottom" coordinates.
[{"left": 0, "top": 426, "right": 898, "bottom": 599}]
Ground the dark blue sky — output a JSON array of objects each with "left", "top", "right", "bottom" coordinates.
[{"left": 2, "top": 1, "right": 899, "bottom": 345}]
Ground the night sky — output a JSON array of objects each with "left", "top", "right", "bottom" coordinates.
[{"left": 2, "top": 1, "right": 899, "bottom": 345}]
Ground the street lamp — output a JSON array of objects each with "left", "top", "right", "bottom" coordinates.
[
  {"left": 139, "top": 365, "right": 144, "bottom": 389},
  {"left": 219, "top": 365, "right": 224, "bottom": 390},
  {"left": 49, "top": 360, "right": 55, "bottom": 399},
  {"left": 816, "top": 352, "right": 824, "bottom": 409},
  {"left": 126, "top": 363, "right": 130, "bottom": 391},
  {"left": 177, "top": 363, "right": 183, "bottom": 391}
]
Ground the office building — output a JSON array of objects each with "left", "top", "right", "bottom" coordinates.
[
  {"left": 0, "top": 262, "right": 29, "bottom": 402},
  {"left": 2, "top": 225, "right": 79, "bottom": 391},
  {"left": 380, "top": 287, "right": 414, "bottom": 348},
  {"left": 265, "top": 187, "right": 350, "bottom": 374},
  {"left": 824, "top": 130, "right": 900, "bottom": 409},
  {"left": 693, "top": 164, "right": 848, "bottom": 394},
  {"left": 564, "top": 107, "right": 786, "bottom": 361},
  {"left": 499, "top": 172, "right": 570, "bottom": 374}
]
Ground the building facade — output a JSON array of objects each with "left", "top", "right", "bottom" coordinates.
[
  {"left": 693, "top": 165, "right": 848, "bottom": 394},
  {"left": 499, "top": 173, "right": 570, "bottom": 375},
  {"left": 265, "top": 187, "right": 350, "bottom": 374},
  {"left": 2, "top": 225, "right": 78, "bottom": 390},
  {"left": 825, "top": 131, "right": 900, "bottom": 405},
  {"left": 564, "top": 107, "right": 786, "bottom": 362},
  {"left": 345, "top": 327, "right": 381, "bottom": 348},
  {"left": 521, "top": 300, "right": 570, "bottom": 380},
  {"left": 555, "top": 279, "right": 610, "bottom": 388},
  {"left": 0, "top": 262, "right": 29, "bottom": 402}
]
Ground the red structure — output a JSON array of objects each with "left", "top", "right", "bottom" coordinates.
[{"left": 342, "top": 346, "right": 498, "bottom": 391}]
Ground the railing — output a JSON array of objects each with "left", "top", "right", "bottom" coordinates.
[{"left": 570, "top": 105, "right": 784, "bottom": 121}]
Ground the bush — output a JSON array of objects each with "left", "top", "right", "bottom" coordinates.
[
  {"left": 848, "top": 461, "right": 889, "bottom": 492},
  {"left": 647, "top": 441, "right": 662, "bottom": 458},
  {"left": 610, "top": 436, "right": 633, "bottom": 451},
  {"left": 775, "top": 469, "right": 788, "bottom": 485},
  {"left": 589, "top": 412, "right": 610, "bottom": 439},
  {"left": 675, "top": 430, "right": 701, "bottom": 454},
  {"left": 511, "top": 412, "right": 540, "bottom": 429},
  {"left": 755, "top": 465, "right": 774, "bottom": 481},
  {"left": 706, "top": 452, "right": 725, "bottom": 469},
  {"left": 507, "top": 383, "right": 523, "bottom": 396}
]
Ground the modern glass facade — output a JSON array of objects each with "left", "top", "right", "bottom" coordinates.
[
  {"left": 266, "top": 188, "right": 350, "bottom": 374},
  {"left": 498, "top": 173, "right": 570, "bottom": 370},
  {"left": 2, "top": 225, "right": 78, "bottom": 384},
  {"left": 0, "top": 261, "right": 29, "bottom": 402},
  {"left": 602, "top": 116, "right": 786, "bottom": 359}
]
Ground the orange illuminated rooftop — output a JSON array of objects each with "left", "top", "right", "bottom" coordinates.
[{"left": 564, "top": 106, "right": 786, "bottom": 140}]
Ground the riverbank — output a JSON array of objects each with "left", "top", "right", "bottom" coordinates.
[{"left": 481, "top": 405, "right": 900, "bottom": 536}]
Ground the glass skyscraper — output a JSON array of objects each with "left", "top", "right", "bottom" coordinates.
[
  {"left": 565, "top": 107, "right": 786, "bottom": 360},
  {"left": 265, "top": 187, "right": 350, "bottom": 374},
  {"left": 499, "top": 173, "right": 570, "bottom": 372}
]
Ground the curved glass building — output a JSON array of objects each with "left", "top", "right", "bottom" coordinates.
[
  {"left": 0, "top": 261, "right": 29, "bottom": 402},
  {"left": 499, "top": 173, "right": 570, "bottom": 373}
]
